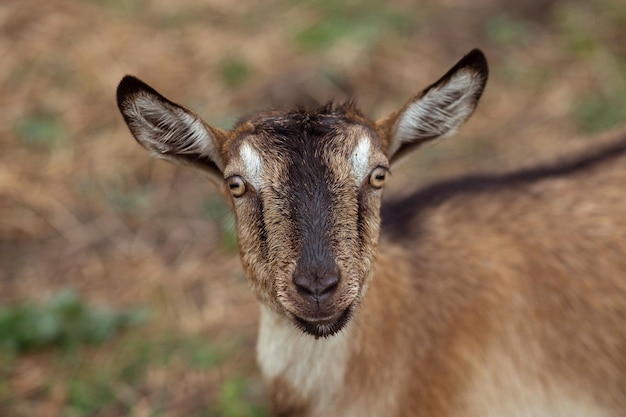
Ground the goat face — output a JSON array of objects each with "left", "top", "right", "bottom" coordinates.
[
  {"left": 116, "top": 49, "right": 488, "bottom": 338},
  {"left": 223, "top": 108, "right": 387, "bottom": 337}
]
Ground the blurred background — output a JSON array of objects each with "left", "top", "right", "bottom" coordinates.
[{"left": 1, "top": 0, "right": 625, "bottom": 415}]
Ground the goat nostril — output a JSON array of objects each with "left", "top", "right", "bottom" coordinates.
[
  {"left": 319, "top": 274, "right": 339, "bottom": 296},
  {"left": 294, "top": 275, "right": 315, "bottom": 297},
  {"left": 293, "top": 272, "right": 340, "bottom": 302}
]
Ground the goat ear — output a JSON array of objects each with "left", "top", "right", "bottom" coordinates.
[
  {"left": 116, "top": 76, "right": 227, "bottom": 184},
  {"left": 376, "top": 49, "right": 488, "bottom": 166}
]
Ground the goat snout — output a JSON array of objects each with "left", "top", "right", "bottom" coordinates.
[{"left": 293, "top": 270, "right": 340, "bottom": 305}]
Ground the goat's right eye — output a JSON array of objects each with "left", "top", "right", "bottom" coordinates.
[
  {"left": 369, "top": 167, "right": 387, "bottom": 189},
  {"left": 227, "top": 176, "right": 246, "bottom": 197}
]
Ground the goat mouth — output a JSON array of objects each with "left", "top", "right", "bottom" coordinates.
[{"left": 293, "top": 307, "right": 352, "bottom": 338}]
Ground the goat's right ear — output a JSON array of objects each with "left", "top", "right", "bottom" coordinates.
[
  {"left": 375, "top": 49, "right": 488, "bottom": 166},
  {"left": 116, "top": 75, "right": 227, "bottom": 184}
]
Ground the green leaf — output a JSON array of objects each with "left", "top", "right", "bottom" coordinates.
[{"left": 15, "top": 113, "right": 67, "bottom": 149}]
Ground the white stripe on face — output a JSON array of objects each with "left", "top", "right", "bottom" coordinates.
[
  {"left": 240, "top": 142, "right": 264, "bottom": 189},
  {"left": 351, "top": 136, "right": 372, "bottom": 185}
]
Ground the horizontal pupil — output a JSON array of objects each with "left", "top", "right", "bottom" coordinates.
[{"left": 229, "top": 183, "right": 239, "bottom": 189}]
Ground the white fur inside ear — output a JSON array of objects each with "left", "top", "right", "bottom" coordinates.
[
  {"left": 390, "top": 70, "right": 480, "bottom": 156},
  {"left": 351, "top": 136, "right": 372, "bottom": 185},
  {"left": 128, "top": 93, "right": 222, "bottom": 168}
]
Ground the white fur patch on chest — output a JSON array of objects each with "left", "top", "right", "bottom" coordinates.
[
  {"left": 257, "top": 306, "right": 351, "bottom": 410},
  {"left": 350, "top": 137, "right": 372, "bottom": 185}
]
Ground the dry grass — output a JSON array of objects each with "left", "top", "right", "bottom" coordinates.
[{"left": 1, "top": 0, "right": 625, "bottom": 415}]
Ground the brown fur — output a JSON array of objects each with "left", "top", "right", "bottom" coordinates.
[
  {"left": 116, "top": 50, "right": 626, "bottom": 416},
  {"left": 268, "top": 376, "right": 311, "bottom": 417},
  {"left": 399, "top": 132, "right": 626, "bottom": 414}
]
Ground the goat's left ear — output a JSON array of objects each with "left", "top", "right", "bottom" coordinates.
[{"left": 376, "top": 49, "right": 488, "bottom": 165}]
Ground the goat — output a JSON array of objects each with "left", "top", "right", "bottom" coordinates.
[{"left": 116, "top": 49, "right": 626, "bottom": 416}]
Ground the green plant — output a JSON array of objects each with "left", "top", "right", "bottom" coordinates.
[
  {"left": 54, "top": 331, "right": 228, "bottom": 416},
  {"left": 214, "top": 379, "right": 267, "bottom": 417},
  {"left": 293, "top": 0, "right": 412, "bottom": 51},
  {"left": 65, "top": 373, "right": 116, "bottom": 417},
  {"left": 220, "top": 57, "right": 252, "bottom": 88},
  {"left": 572, "top": 94, "right": 626, "bottom": 133},
  {"left": 556, "top": 3, "right": 599, "bottom": 56},
  {"left": 484, "top": 14, "right": 532, "bottom": 46},
  {"left": 15, "top": 112, "right": 66, "bottom": 150},
  {"left": 0, "top": 288, "right": 149, "bottom": 354}
]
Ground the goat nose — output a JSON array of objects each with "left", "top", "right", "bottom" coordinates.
[{"left": 293, "top": 272, "right": 340, "bottom": 303}]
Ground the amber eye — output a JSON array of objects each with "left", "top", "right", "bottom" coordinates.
[
  {"left": 227, "top": 176, "right": 246, "bottom": 197},
  {"left": 369, "top": 167, "right": 387, "bottom": 189}
]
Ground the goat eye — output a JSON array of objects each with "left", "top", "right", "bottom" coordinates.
[
  {"left": 369, "top": 167, "right": 387, "bottom": 189},
  {"left": 227, "top": 176, "right": 246, "bottom": 197}
]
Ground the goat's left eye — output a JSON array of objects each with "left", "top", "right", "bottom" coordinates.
[{"left": 369, "top": 167, "right": 387, "bottom": 189}]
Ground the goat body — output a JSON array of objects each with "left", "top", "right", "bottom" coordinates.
[{"left": 117, "top": 50, "right": 626, "bottom": 416}]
